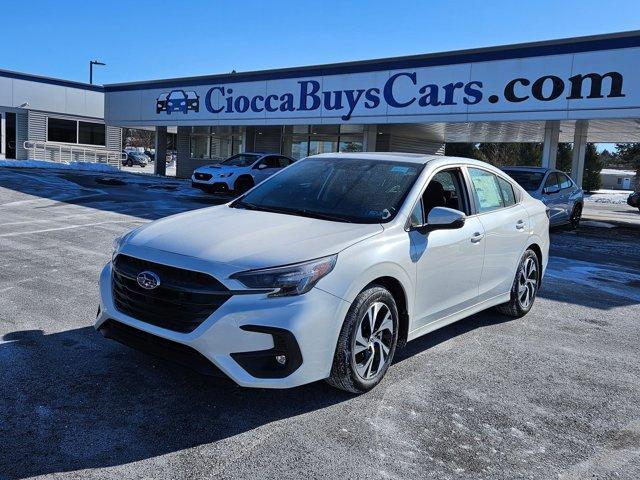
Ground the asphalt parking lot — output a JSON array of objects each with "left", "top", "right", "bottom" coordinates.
[{"left": 1, "top": 167, "right": 639, "bottom": 480}]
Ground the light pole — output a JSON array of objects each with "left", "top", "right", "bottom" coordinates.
[{"left": 89, "top": 60, "right": 106, "bottom": 84}]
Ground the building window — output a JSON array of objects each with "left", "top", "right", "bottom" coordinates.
[
  {"left": 78, "top": 121, "right": 106, "bottom": 146},
  {"left": 189, "top": 126, "right": 243, "bottom": 160},
  {"left": 47, "top": 117, "right": 106, "bottom": 146},
  {"left": 617, "top": 178, "right": 622, "bottom": 185},
  {"left": 47, "top": 118, "right": 77, "bottom": 143},
  {"left": 282, "top": 125, "right": 364, "bottom": 159}
]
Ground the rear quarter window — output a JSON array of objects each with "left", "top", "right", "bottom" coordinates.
[{"left": 497, "top": 177, "right": 517, "bottom": 207}]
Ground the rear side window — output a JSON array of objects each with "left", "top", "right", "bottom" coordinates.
[
  {"left": 497, "top": 177, "right": 516, "bottom": 207},
  {"left": 468, "top": 168, "right": 503, "bottom": 213}
]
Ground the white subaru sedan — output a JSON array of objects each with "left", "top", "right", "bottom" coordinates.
[
  {"left": 97, "top": 153, "right": 549, "bottom": 393},
  {"left": 191, "top": 152, "right": 295, "bottom": 194}
]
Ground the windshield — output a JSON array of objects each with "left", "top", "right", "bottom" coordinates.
[
  {"left": 222, "top": 154, "right": 260, "bottom": 167},
  {"left": 232, "top": 157, "right": 424, "bottom": 223},
  {"left": 503, "top": 169, "right": 545, "bottom": 192}
]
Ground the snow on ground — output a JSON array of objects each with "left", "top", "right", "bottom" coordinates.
[
  {"left": 584, "top": 189, "right": 633, "bottom": 205},
  {"left": 121, "top": 162, "right": 177, "bottom": 176},
  {"left": 0, "top": 159, "right": 118, "bottom": 173},
  {"left": 546, "top": 256, "right": 640, "bottom": 302}
]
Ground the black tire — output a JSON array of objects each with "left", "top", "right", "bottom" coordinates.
[
  {"left": 569, "top": 203, "right": 582, "bottom": 230},
  {"left": 234, "top": 176, "right": 254, "bottom": 194},
  {"left": 496, "top": 249, "right": 540, "bottom": 318},
  {"left": 326, "top": 285, "right": 399, "bottom": 393},
  {"left": 126, "top": 159, "right": 133, "bottom": 167}
]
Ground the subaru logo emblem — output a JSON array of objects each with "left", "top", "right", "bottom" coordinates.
[{"left": 137, "top": 271, "right": 161, "bottom": 290}]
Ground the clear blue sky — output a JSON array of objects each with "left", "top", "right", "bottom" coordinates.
[{"left": 2, "top": 0, "right": 639, "bottom": 85}]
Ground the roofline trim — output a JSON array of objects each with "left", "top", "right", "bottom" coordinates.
[
  {"left": 104, "top": 30, "right": 640, "bottom": 93},
  {"left": 0, "top": 68, "right": 104, "bottom": 93}
]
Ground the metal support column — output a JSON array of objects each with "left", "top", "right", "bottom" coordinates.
[
  {"left": 571, "top": 120, "right": 589, "bottom": 188},
  {"left": 0, "top": 112, "right": 5, "bottom": 159},
  {"left": 362, "top": 125, "right": 378, "bottom": 152},
  {"left": 541, "top": 120, "right": 560, "bottom": 169},
  {"left": 154, "top": 126, "right": 167, "bottom": 176}
]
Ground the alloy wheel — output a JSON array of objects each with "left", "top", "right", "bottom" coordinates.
[
  {"left": 353, "top": 302, "right": 394, "bottom": 380},
  {"left": 518, "top": 257, "right": 538, "bottom": 309}
]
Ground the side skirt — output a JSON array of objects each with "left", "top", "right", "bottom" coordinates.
[{"left": 406, "top": 292, "right": 511, "bottom": 342}]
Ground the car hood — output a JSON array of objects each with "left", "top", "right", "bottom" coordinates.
[
  {"left": 197, "top": 164, "right": 247, "bottom": 173},
  {"left": 125, "top": 205, "right": 384, "bottom": 270}
]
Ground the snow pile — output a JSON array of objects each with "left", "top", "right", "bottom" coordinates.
[
  {"left": 0, "top": 159, "right": 118, "bottom": 173},
  {"left": 584, "top": 190, "right": 632, "bottom": 205},
  {"left": 546, "top": 256, "right": 640, "bottom": 302}
]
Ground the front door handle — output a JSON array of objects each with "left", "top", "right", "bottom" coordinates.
[
  {"left": 516, "top": 219, "right": 526, "bottom": 230},
  {"left": 471, "top": 232, "right": 484, "bottom": 243}
]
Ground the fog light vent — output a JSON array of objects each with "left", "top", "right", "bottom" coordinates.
[{"left": 275, "top": 355, "right": 286, "bottom": 365}]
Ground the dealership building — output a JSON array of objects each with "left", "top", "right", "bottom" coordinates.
[{"left": 3, "top": 31, "right": 640, "bottom": 187}]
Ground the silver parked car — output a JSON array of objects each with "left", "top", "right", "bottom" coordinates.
[{"left": 502, "top": 167, "right": 584, "bottom": 228}]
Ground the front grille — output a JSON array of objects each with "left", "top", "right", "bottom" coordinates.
[
  {"left": 112, "top": 254, "right": 231, "bottom": 333},
  {"left": 195, "top": 172, "right": 212, "bottom": 181},
  {"left": 99, "top": 319, "right": 226, "bottom": 377}
]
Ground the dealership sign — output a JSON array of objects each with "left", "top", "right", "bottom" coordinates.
[{"left": 105, "top": 46, "right": 640, "bottom": 126}]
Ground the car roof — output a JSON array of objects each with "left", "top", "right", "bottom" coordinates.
[
  {"left": 501, "top": 166, "right": 549, "bottom": 172},
  {"left": 312, "top": 152, "right": 442, "bottom": 164}
]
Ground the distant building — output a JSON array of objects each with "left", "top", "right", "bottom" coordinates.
[
  {"left": 600, "top": 168, "right": 637, "bottom": 190},
  {"left": 0, "top": 69, "right": 121, "bottom": 163}
]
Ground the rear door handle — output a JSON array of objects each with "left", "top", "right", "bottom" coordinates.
[
  {"left": 471, "top": 232, "right": 484, "bottom": 243},
  {"left": 516, "top": 219, "right": 526, "bottom": 230}
]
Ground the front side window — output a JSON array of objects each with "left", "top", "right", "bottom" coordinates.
[
  {"left": 48, "top": 118, "right": 77, "bottom": 143},
  {"left": 423, "top": 169, "right": 469, "bottom": 217},
  {"left": 277, "top": 156, "right": 292, "bottom": 168},
  {"left": 468, "top": 168, "right": 504, "bottom": 213},
  {"left": 544, "top": 172, "right": 559, "bottom": 190},
  {"left": 78, "top": 121, "right": 105, "bottom": 146},
  {"left": 222, "top": 153, "right": 260, "bottom": 167},
  {"left": 233, "top": 157, "right": 424, "bottom": 224},
  {"left": 558, "top": 173, "right": 572, "bottom": 190},
  {"left": 259, "top": 156, "right": 280, "bottom": 169}
]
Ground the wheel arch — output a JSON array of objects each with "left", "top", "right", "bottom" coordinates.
[
  {"left": 234, "top": 174, "right": 255, "bottom": 190},
  {"left": 365, "top": 276, "right": 410, "bottom": 349},
  {"left": 525, "top": 242, "right": 544, "bottom": 286}
]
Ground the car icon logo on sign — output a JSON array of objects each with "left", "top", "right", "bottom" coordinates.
[{"left": 137, "top": 271, "right": 161, "bottom": 290}]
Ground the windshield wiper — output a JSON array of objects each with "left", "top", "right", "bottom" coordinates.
[
  {"left": 232, "top": 201, "right": 293, "bottom": 215},
  {"left": 231, "top": 202, "right": 351, "bottom": 222},
  {"left": 294, "top": 209, "right": 352, "bottom": 223}
]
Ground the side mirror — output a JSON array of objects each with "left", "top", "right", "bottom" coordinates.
[
  {"left": 543, "top": 186, "right": 560, "bottom": 195},
  {"left": 410, "top": 207, "right": 466, "bottom": 233}
]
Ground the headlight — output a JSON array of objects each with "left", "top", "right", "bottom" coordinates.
[
  {"left": 111, "top": 230, "right": 134, "bottom": 262},
  {"left": 230, "top": 255, "right": 337, "bottom": 297}
]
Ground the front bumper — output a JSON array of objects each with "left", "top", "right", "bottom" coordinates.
[
  {"left": 191, "top": 174, "right": 234, "bottom": 192},
  {"left": 95, "top": 261, "right": 350, "bottom": 388},
  {"left": 191, "top": 180, "right": 230, "bottom": 193}
]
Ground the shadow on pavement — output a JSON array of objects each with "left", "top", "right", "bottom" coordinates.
[
  {"left": 0, "top": 167, "right": 231, "bottom": 222},
  {"left": 0, "top": 309, "right": 515, "bottom": 479}
]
